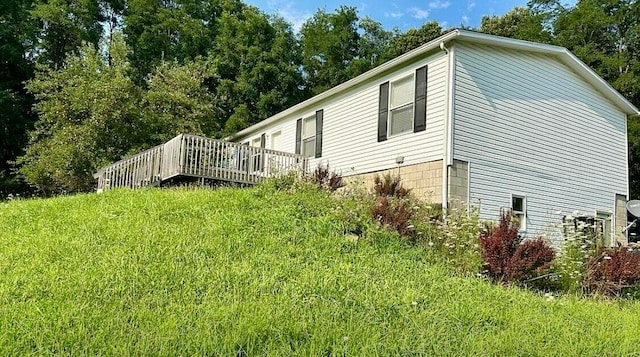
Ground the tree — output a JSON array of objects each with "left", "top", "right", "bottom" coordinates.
[
  {"left": 480, "top": 7, "right": 552, "bottom": 43},
  {"left": 20, "top": 35, "right": 143, "bottom": 193},
  {"left": 124, "top": 0, "right": 231, "bottom": 83},
  {"left": 0, "top": 0, "right": 38, "bottom": 196},
  {"left": 212, "top": 7, "right": 304, "bottom": 135},
  {"left": 386, "top": 21, "right": 443, "bottom": 58},
  {"left": 350, "top": 17, "right": 396, "bottom": 75},
  {"left": 300, "top": 6, "right": 361, "bottom": 95},
  {"left": 31, "top": 0, "right": 106, "bottom": 68},
  {"left": 629, "top": 116, "right": 640, "bottom": 199},
  {"left": 141, "top": 59, "right": 221, "bottom": 142}
]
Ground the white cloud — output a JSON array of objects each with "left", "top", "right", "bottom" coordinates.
[
  {"left": 467, "top": 0, "right": 476, "bottom": 11},
  {"left": 385, "top": 11, "right": 404, "bottom": 18},
  {"left": 428, "top": 1, "right": 450, "bottom": 9},
  {"left": 408, "top": 7, "right": 429, "bottom": 19},
  {"left": 461, "top": 15, "right": 469, "bottom": 23},
  {"left": 263, "top": 0, "right": 311, "bottom": 33}
]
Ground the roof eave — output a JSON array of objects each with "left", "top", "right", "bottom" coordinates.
[
  {"left": 230, "top": 29, "right": 462, "bottom": 140},
  {"left": 231, "top": 29, "right": 639, "bottom": 140}
]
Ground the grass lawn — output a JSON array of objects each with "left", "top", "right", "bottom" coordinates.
[{"left": 1, "top": 186, "right": 640, "bottom": 355}]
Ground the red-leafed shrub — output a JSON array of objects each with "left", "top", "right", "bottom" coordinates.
[
  {"left": 311, "top": 164, "right": 345, "bottom": 192},
  {"left": 370, "top": 175, "right": 416, "bottom": 238},
  {"left": 371, "top": 196, "right": 415, "bottom": 237},
  {"left": 480, "top": 211, "right": 555, "bottom": 284},
  {"left": 506, "top": 239, "right": 555, "bottom": 283},
  {"left": 585, "top": 247, "right": 640, "bottom": 296},
  {"left": 480, "top": 212, "right": 520, "bottom": 281},
  {"left": 373, "top": 174, "right": 410, "bottom": 199}
]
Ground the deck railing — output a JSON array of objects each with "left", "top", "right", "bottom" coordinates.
[{"left": 94, "top": 134, "right": 308, "bottom": 191}]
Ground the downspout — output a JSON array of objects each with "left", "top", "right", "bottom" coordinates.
[{"left": 440, "top": 41, "right": 455, "bottom": 216}]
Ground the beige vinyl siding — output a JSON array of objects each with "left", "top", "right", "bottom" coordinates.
[
  {"left": 237, "top": 50, "right": 449, "bottom": 177},
  {"left": 453, "top": 42, "right": 628, "bottom": 242}
]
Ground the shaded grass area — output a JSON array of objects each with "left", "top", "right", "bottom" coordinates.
[{"left": 1, "top": 186, "right": 640, "bottom": 355}]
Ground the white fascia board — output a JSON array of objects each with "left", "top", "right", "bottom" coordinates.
[
  {"left": 230, "top": 30, "right": 461, "bottom": 140},
  {"left": 231, "top": 29, "right": 639, "bottom": 141}
]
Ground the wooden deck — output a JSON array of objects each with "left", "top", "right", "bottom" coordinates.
[{"left": 94, "top": 134, "right": 308, "bottom": 191}]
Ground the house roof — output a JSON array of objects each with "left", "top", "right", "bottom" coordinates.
[{"left": 231, "top": 29, "right": 640, "bottom": 140}]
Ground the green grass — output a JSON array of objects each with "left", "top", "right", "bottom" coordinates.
[{"left": 2, "top": 186, "right": 640, "bottom": 355}]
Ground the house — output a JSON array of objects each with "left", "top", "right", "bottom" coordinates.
[{"left": 230, "top": 29, "right": 640, "bottom": 246}]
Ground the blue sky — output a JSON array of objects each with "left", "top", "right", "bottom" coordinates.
[{"left": 242, "top": 0, "right": 533, "bottom": 32}]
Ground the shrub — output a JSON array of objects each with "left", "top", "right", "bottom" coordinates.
[
  {"left": 479, "top": 211, "right": 555, "bottom": 284},
  {"left": 311, "top": 164, "right": 345, "bottom": 192},
  {"left": 506, "top": 239, "right": 555, "bottom": 283},
  {"left": 369, "top": 174, "right": 417, "bottom": 239},
  {"left": 371, "top": 196, "right": 415, "bottom": 237},
  {"left": 373, "top": 174, "right": 410, "bottom": 198},
  {"left": 585, "top": 247, "right": 640, "bottom": 296}
]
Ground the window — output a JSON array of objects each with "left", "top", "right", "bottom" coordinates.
[
  {"left": 568, "top": 213, "right": 613, "bottom": 247},
  {"left": 377, "top": 65, "right": 426, "bottom": 142},
  {"left": 296, "top": 110, "right": 323, "bottom": 158},
  {"left": 511, "top": 195, "right": 526, "bottom": 231},
  {"left": 249, "top": 134, "right": 265, "bottom": 172},
  {"left": 596, "top": 211, "right": 613, "bottom": 247},
  {"left": 389, "top": 74, "right": 414, "bottom": 136},
  {"left": 301, "top": 116, "right": 316, "bottom": 158},
  {"left": 271, "top": 131, "right": 281, "bottom": 150}
]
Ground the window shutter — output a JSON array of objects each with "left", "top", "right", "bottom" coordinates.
[
  {"left": 295, "top": 118, "right": 302, "bottom": 154},
  {"left": 315, "top": 109, "right": 323, "bottom": 158},
  {"left": 378, "top": 82, "right": 389, "bottom": 142},
  {"left": 414, "top": 65, "right": 427, "bottom": 132},
  {"left": 259, "top": 133, "right": 265, "bottom": 171}
]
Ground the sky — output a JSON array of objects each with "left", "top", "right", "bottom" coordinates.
[{"left": 242, "top": 0, "right": 533, "bottom": 32}]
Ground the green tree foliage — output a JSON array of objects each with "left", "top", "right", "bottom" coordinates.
[
  {"left": 212, "top": 8, "right": 304, "bottom": 134},
  {"left": 480, "top": 7, "right": 552, "bottom": 43},
  {"left": 0, "top": 0, "right": 38, "bottom": 196},
  {"left": 300, "top": 7, "right": 395, "bottom": 95},
  {"left": 300, "top": 6, "right": 361, "bottom": 95},
  {"left": 386, "top": 21, "right": 444, "bottom": 58},
  {"left": 142, "top": 59, "right": 221, "bottom": 142},
  {"left": 31, "top": 0, "right": 106, "bottom": 68},
  {"left": 350, "top": 17, "right": 396, "bottom": 77},
  {"left": 20, "top": 36, "right": 142, "bottom": 193},
  {"left": 123, "top": 0, "right": 226, "bottom": 82}
]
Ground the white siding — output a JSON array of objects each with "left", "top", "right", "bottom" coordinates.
[
  {"left": 453, "top": 43, "right": 628, "bottom": 242},
  {"left": 237, "top": 51, "right": 449, "bottom": 176}
]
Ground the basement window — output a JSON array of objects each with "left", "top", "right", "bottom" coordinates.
[{"left": 511, "top": 195, "right": 526, "bottom": 231}]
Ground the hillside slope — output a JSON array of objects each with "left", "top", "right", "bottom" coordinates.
[{"left": 1, "top": 187, "right": 640, "bottom": 355}]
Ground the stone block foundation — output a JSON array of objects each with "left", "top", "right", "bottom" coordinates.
[{"left": 344, "top": 159, "right": 469, "bottom": 205}]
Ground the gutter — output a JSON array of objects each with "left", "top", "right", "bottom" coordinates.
[
  {"left": 231, "top": 29, "right": 638, "bottom": 142},
  {"left": 230, "top": 29, "right": 462, "bottom": 140},
  {"left": 441, "top": 41, "right": 456, "bottom": 214}
]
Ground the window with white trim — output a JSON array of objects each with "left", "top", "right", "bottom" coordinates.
[
  {"left": 511, "top": 195, "right": 526, "bottom": 231},
  {"left": 301, "top": 116, "right": 316, "bottom": 157},
  {"left": 388, "top": 74, "right": 415, "bottom": 136},
  {"left": 271, "top": 131, "right": 281, "bottom": 150}
]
